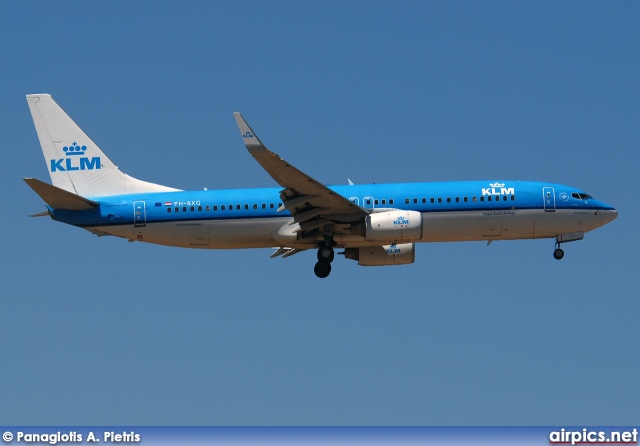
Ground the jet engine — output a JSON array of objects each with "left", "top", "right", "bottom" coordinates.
[{"left": 353, "top": 210, "right": 423, "bottom": 243}]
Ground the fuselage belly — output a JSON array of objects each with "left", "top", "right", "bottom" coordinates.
[{"left": 88, "top": 207, "right": 613, "bottom": 249}]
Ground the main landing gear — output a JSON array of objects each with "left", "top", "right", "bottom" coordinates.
[{"left": 314, "top": 244, "right": 335, "bottom": 278}]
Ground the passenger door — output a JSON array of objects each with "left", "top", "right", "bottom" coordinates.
[
  {"left": 543, "top": 187, "right": 555, "bottom": 212},
  {"left": 133, "top": 201, "right": 146, "bottom": 226}
]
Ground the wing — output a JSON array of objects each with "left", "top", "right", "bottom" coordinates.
[{"left": 233, "top": 113, "right": 368, "bottom": 239}]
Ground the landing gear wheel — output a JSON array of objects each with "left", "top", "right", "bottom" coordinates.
[
  {"left": 314, "top": 261, "right": 331, "bottom": 278},
  {"left": 553, "top": 248, "right": 565, "bottom": 260},
  {"left": 317, "top": 246, "right": 335, "bottom": 263}
]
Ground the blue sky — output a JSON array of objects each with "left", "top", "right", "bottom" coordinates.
[{"left": 1, "top": 1, "right": 638, "bottom": 425}]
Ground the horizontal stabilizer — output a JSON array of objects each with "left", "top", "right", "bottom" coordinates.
[
  {"left": 24, "top": 178, "right": 98, "bottom": 210},
  {"left": 29, "top": 210, "right": 51, "bottom": 217}
]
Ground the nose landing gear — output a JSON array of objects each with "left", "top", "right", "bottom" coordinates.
[
  {"left": 314, "top": 243, "right": 335, "bottom": 278},
  {"left": 553, "top": 246, "right": 565, "bottom": 260},
  {"left": 553, "top": 237, "right": 567, "bottom": 260},
  {"left": 552, "top": 232, "right": 584, "bottom": 260}
]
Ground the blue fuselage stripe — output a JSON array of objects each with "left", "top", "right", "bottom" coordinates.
[{"left": 50, "top": 180, "right": 616, "bottom": 227}]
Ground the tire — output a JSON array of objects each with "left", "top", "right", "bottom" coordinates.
[
  {"left": 317, "top": 246, "right": 335, "bottom": 263},
  {"left": 553, "top": 248, "right": 564, "bottom": 260},
  {"left": 314, "top": 261, "right": 331, "bottom": 278}
]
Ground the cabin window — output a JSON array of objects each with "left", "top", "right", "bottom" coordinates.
[
  {"left": 198, "top": 206, "right": 202, "bottom": 211},
  {"left": 480, "top": 197, "right": 484, "bottom": 202},
  {"left": 270, "top": 203, "right": 274, "bottom": 209},
  {"left": 221, "top": 205, "right": 225, "bottom": 210},
  {"left": 206, "top": 205, "right": 210, "bottom": 211},
  {"left": 252, "top": 204, "right": 256, "bottom": 209},
  {"left": 502, "top": 196, "right": 507, "bottom": 201},
  {"left": 244, "top": 204, "right": 249, "bottom": 210},
  {"left": 375, "top": 199, "right": 379, "bottom": 205},
  {"left": 175, "top": 207, "right": 179, "bottom": 212},
  {"left": 381, "top": 199, "right": 386, "bottom": 205},
  {"left": 366, "top": 198, "right": 371, "bottom": 205},
  {"left": 447, "top": 197, "right": 451, "bottom": 203},
  {"left": 237, "top": 205, "right": 241, "bottom": 210},
  {"left": 167, "top": 208, "right": 171, "bottom": 213},
  {"left": 214, "top": 205, "right": 218, "bottom": 211},
  {"left": 183, "top": 207, "right": 187, "bottom": 212},
  {"left": 389, "top": 199, "right": 394, "bottom": 205},
  {"left": 487, "top": 197, "right": 491, "bottom": 202},
  {"left": 430, "top": 198, "right": 434, "bottom": 204},
  {"left": 436, "top": 198, "right": 441, "bottom": 203},
  {"left": 189, "top": 206, "right": 194, "bottom": 211},
  {"left": 262, "top": 204, "right": 266, "bottom": 209},
  {"left": 511, "top": 195, "right": 515, "bottom": 201},
  {"left": 412, "top": 198, "right": 417, "bottom": 204},
  {"left": 464, "top": 197, "right": 468, "bottom": 202},
  {"left": 421, "top": 198, "right": 426, "bottom": 203},
  {"left": 456, "top": 197, "right": 460, "bottom": 203},
  {"left": 472, "top": 197, "right": 477, "bottom": 202},
  {"left": 405, "top": 198, "right": 410, "bottom": 204}
]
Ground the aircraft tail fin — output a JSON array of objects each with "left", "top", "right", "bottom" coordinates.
[
  {"left": 26, "top": 94, "right": 180, "bottom": 197},
  {"left": 24, "top": 177, "right": 98, "bottom": 211}
]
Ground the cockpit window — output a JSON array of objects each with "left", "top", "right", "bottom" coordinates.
[{"left": 572, "top": 192, "right": 593, "bottom": 200}]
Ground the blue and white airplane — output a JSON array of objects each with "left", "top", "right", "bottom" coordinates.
[{"left": 25, "top": 94, "right": 617, "bottom": 278}]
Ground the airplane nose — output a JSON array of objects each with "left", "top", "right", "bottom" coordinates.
[{"left": 599, "top": 208, "right": 618, "bottom": 225}]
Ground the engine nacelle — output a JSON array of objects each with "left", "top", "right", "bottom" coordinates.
[
  {"left": 344, "top": 243, "right": 415, "bottom": 266},
  {"left": 362, "top": 210, "right": 423, "bottom": 243}
]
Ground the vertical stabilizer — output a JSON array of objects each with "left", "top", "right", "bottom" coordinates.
[{"left": 26, "top": 94, "right": 179, "bottom": 197}]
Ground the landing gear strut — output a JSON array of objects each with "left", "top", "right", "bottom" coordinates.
[{"left": 314, "top": 243, "right": 335, "bottom": 278}]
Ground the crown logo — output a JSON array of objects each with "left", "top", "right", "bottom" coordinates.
[
  {"left": 63, "top": 142, "right": 87, "bottom": 156},
  {"left": 490, "top": 182, "right": 505, "bottom": 188}
]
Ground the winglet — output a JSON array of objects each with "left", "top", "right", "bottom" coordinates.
[{"left": 233, "top": 112, "right": 268, "bottom": 155}]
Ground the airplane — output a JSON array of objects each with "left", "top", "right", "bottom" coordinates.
[{"left": 24, "top": 94, "right": 618, "bottom": 278}]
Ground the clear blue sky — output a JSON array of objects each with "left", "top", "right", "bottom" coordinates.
[{"left": 1, "top": 1, "right": 638, "bottom": 425}]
